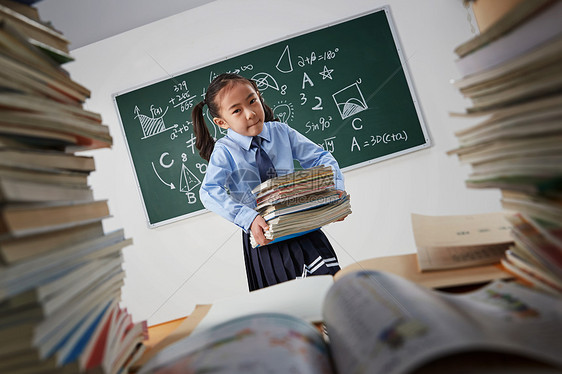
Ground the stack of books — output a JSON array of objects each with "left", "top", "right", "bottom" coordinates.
[
  {"left": 250, "top": 165, "right": 351, "bottom": 247},
  {"left": 0, "top": 0, "right": 72, "bottom": 63},
  {"left": 0, "top": 1, "right": 147, "bottom": 373},
  {"left": 449, "top": 0, "right": 562, "bottom": 295}
]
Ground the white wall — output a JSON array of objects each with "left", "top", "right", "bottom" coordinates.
[{"left": 67, "top": 0, "right": 500, "bottom": 326}]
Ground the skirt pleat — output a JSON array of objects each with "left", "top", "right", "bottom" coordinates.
[{"left": 242, "top": 229, "right": 341, "bottom": 291}]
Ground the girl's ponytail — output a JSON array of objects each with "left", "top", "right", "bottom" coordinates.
[{"left": 192, "top": 100, "right": 215, "bottom": 162}]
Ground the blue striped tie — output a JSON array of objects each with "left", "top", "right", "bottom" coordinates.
[{"left": 251, "top": 136, "right": 277, "bottom": 182}]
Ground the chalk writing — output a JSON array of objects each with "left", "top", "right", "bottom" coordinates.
[
  {"left": 351, "top": 131, "right": 409, "bottom": 152},
  {"left": 159, "top": 152, "right": 174, "bottom": 168},
  {"left": 305, "top": 116, "right": 332, "bottom": 134},
  {"left": 196, "top": 162, "right": 207, "bottom": 174},
  {"left": 185, "top": 133, "right": 197, "bottom": 154},
  {"left": 276, "top": 45, "right": 293, "bottom": 73},
  {"left": 311, "top": 96, "right": 323, "bottom": 111},
  {"left": 297, "top": 48, "right": 339, "bottom": 67},
  {"left": 134, "top": 105, "right": 175, "bottom": 139},
  {"left": 169, "top": 91, "right": 196, "bottom": 112},
  {"left": 173, "top": 81, "right": 187, "bottom": 92},
  {"left": 318, "top": 136, "right": 337, "bottom": 153},
  {"left": 300, "top": 93, "right": 325, "bottom": 110},
  {"left": 302, "top": 72, "right": 314, "bottom": 89},
  {"left": 209, "top": 65, "right": 254, "bottom": 82},
  {"left": 185, "top": 192, "right": 197, "bottom": 204},
  {"left": 319, "top": 65, "right": 334, "bottom": 80},
  {"left": 333, "top": 81, "right": 367, "bottom": 120},
  {"left": 169, "top": 80, "right": 196, "bottom": 112},
  {"left": 352, "top": 118, "right": 363, "bottom": 130},
  {"left": 179, "top": 164, "right": 201, "bottom": 193},
  {"left": 251, "top": 72, "right": 280, "bottom": 92},
  {"left": 151, "top": 161, "right": 175, "bottom": 190},
  {"left": 169, "top": 122, "right": 190, "bottom": 141},
  {"left": 273, "top": 101, "right": 295, "bottom": 124}
]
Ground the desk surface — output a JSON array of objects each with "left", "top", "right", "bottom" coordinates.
[{"left": 335, "top": 253, "right": 511, "bottom": 289}]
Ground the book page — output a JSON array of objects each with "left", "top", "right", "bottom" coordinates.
[
  {"left": 323, "top": 271, "right": 481, "bottom": 374},
  {"left": 190, "top": 275, "right": 334, "bottom": 336},
  {"left": 323, "top": 271, "right": 562, "bottom": 374},
  {"left": 441, "top": 280, "right": 562, "bottom": 365},
  {"left": 138, "top": 313, "right": 333, "bottom": 374}
]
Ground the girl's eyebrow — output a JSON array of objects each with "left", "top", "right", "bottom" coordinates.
[{"left": 228, "top": 93, "right": 256, "bottom": 111}]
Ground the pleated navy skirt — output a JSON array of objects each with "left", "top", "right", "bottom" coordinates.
[{"left": 242, "top": 229, "right": 341, "bottom": 291}]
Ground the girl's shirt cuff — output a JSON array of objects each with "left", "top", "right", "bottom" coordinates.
[{"left": 235, "top": 206, "right": 259, "bottom": 233}]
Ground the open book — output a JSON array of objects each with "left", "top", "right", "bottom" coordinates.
[{"left": 137, "top": 271, "right": 562, "bottom": 373}]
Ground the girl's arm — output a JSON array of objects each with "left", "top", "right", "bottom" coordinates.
[
  {"left": 285, "top": 124, "right": 345, "bottom": 191},
  {"left": 199, "top": 147, "right": 259, "bottom": 233},
  {"left": 285, "top": 124, "right": 348, "bottom": 222}
]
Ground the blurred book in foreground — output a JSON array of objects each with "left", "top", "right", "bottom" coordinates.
[
  {"left": 450, "top": 0, "right": 562, "bottom": 289},
  {"left": 137, "top": 270, "right": 562, "bottom": 374},
  {"left": 0, "top": 3, "right": 147, "bottom": 372},
  {"left": 501, "top": 212, "right": 562, "bottom": 296}
]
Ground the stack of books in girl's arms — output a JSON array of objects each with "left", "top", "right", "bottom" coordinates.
[
  {"left": 250, "top": 165, "right": 351, "bottom": 248},
  {"left": 0, "top": 1, "right": 148, "bottom": 373},
  {"left": 448, "top": 0, "right": 562, "bottom": 295}
]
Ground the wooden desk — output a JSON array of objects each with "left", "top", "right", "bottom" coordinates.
[
  {"left": 136, "top": 304, "right": 212, "bottom": 369},
  {"left": 335, "top": 253, "right": 511, "bottom": 289}
]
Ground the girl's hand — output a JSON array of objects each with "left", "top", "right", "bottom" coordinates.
[{"left": 251, "top": 215, "right": 272, "bottom": 246}]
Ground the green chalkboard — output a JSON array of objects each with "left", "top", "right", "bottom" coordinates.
[{"left": 114, "top": 7, "right": 430, "bottom": 227}]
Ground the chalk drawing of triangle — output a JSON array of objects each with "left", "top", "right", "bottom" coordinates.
[
  {"left": 179, "top": 164, "right": 201, "bottom": 192},
  {"left": 276, "top": 45, "right": 293, "bottom": 73}
]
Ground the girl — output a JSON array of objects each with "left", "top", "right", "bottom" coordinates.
[{"left": 192, "top": 73, "right": 347, "bottom": 291}]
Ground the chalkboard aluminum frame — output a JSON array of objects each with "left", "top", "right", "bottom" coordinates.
[{"left": 113, "top": 5, "right": 431, "bottom": 228}]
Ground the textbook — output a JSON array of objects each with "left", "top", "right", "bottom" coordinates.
[
  {"left": 411, "top": 212, "right": 513, "bottom": 271},
  {"left": 258, "top": 189, "right": 342, "bottom": 221},
  {"left": 137, "top": 270, "right": 562, "bottom": 374},
  {"left": 0, "top": 1, "right": 70, "bottom": 52},
  {"left": 500, "top": 212, "right": 562, "bottom": 296},
  {"left": 252, "top": 165, "right": 334, "bottom": 195},
  {"left": 251, "top": 166, "right": 351, "bottom": 247},
  {"left": 0, "top": 176, "right": 94, "bottom": 202},
  {"left": 454, "top": 0, "right": 562, "bottom": 78},
  {"left": 500, "top": 189, "right": 562, "bottom": 225},
  {"left": 0, "top": 221, "right": 104, "bottom": 264},
  {"left": 0, "top": 148, "right": 96, "bottom": 172},
  {"left": 253, "top": 165, "right": 336, "bottom": 210},
  {"left": 454, "top": 0, "right": 556, "bottom": 58},
  {"left": 0, "top": 199, "right": 110, "bottom": 237}
]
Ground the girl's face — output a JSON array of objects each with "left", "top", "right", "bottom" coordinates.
[{"left": 212, "top": 82, "right": 265, "bottom": 137}]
